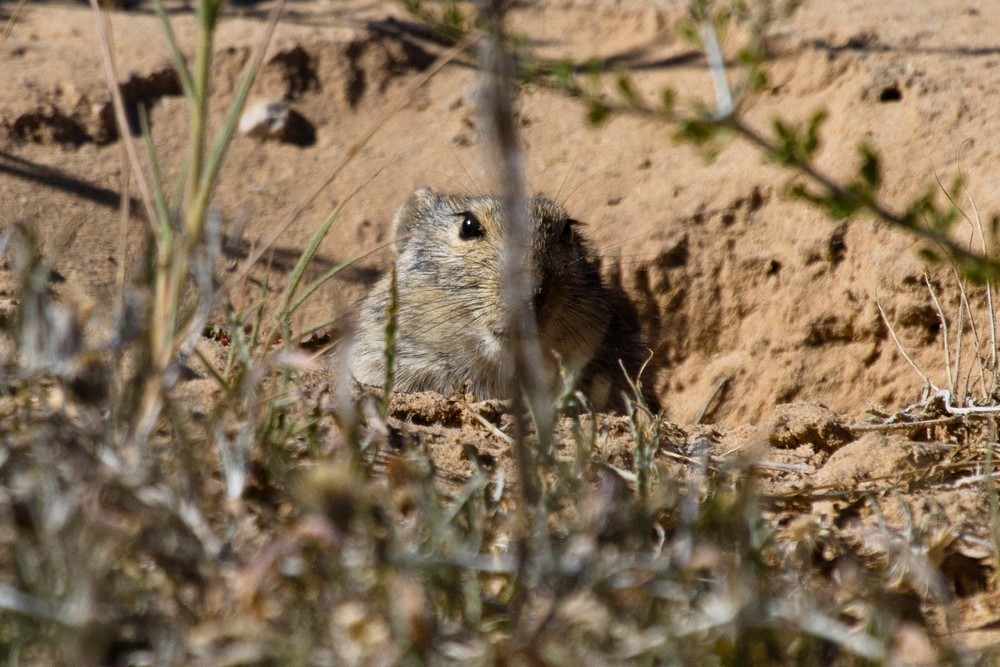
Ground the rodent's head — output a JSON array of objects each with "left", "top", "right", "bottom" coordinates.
[{"left": 390, "top": 187, "right": 610, "bottom": 387}]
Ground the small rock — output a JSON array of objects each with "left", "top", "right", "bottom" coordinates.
[{"left": 239, "top": 99, "right": 316, "bottom": 146}]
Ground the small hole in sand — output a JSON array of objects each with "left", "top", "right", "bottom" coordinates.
[{"left": 879, "top": 86, "right": 902, "bottom": 102}]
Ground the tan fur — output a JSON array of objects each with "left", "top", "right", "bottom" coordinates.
[{"left": 349, "top": 188, "right": 659, "bottom": 412}]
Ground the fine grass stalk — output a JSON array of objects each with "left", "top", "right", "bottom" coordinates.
[
  {"left": 151, "top": 0, "right": 195, "bottom": 97},
  {"left": 988, "top": 435, "right": 1000, "bottom": 562},
  {"left": 382, "top": 265, "right": 399, "bottom": 417},
  {"left": 88, "top": 0, "right": 285, "bottom": 449},
  {"left": 273, "top": 205, "right": 345, "bottom": 326},
  {"left": 184, "top": 0, "right": 222, "bottom": 214},
  {"left": 924, "top": 273, "right": 955, "bottom": 396}
]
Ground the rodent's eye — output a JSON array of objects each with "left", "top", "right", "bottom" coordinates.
[
  {"left": 458, "top": 212, "right": 484, "bottom": 240},
  {"left": 560, "top": 218, "right": 578, "bottom": 245}
]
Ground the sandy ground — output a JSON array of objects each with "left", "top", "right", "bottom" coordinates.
[
  {"left": 5, "top": 0, "right": 1000, "bottom": 426},
  {"left": 5, "top": 0, "right": 1000, "bottom": 658}
]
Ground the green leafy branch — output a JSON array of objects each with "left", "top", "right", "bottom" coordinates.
[{"left": 400, "top": 0, "right": 999, "bottom": 281}]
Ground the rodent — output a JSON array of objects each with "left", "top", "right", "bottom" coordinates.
[{"left": 349, "top": 187, "right": 659, "bottom": 413}]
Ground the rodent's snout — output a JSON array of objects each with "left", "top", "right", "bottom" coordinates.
[{"left": 531, "top": 282, "right": 548, "bottom": 316}]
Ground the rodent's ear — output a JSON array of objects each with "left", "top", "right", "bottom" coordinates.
[{"left": 392, "top": 187, "right": 441, "bottom": 252}]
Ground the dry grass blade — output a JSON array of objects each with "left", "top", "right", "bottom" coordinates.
[
  {"left": 276, "top": 204, "right": 344, "bottom": 320},
  {"left": 954, "top": 278, "right": 966, "bottom": 395},
  {"left": 701, "top": 17, "right": 735, "bottom": 118},
  {"left": 848, "top": 415, "right": 960, "bottom": 432},
  {"left": 87, "top": 0, "right": 156, "bottom": 226},
  {"left": 0, "top": 0, "right": 29, "bottom": 52},
  {"left": 953, "top": 264, "right": 989, "bottom": 398},
  {"left": 466, "top": 404, "right": 513, "bottom": 443},
  {"left": 478, "top": 0, "right": 557, "bottom": 629},
  {"left": 696, "top": 376, "right": 729, "bottom": 424},
  {"left": 188, "top": 0, "right": 286, "bottom": 237},
  {"left": 0, "top": 585, "right": 67, "bottom": 624},
  {"left": 877, "top": 298, "right": 937, "bottom": 391},
  {"left": 275, "top": 159, "right": 393, "bottom": 331},
  {"left": 923, "top": 272, "right": 954, "bottom": 394},
  {"left": 971, "top": 193, "right": 1000, "bottom": 397},
  {"left": 151, "top": 0, "right": 194, "bottom": 97}
]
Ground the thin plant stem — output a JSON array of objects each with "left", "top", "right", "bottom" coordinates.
[
  {"left": 924, "top": 273, "right": 954, "bottom": 395},
  {"left": 877, "top": 299, "right": 937, "bottom": 391},
  {"left": 186, "top": 0, "right": 217, "bottom": 216},
  {"left": 479, "top": 0, "right": 556, "bottom": 629},
  {"left": 987, "top": 435, "right": 1000, "bottom": 560},
  {"left": 87, "top": 0, "right": 156, "bottom": 225},
  {"left": 701, "top": 18, "right": 734, "bottom": 118},
  {"left": 188, "top": 0, "right": 285, "bottom": 243},
  {"left": 0, "top": 0, "right": 29, "bottom": 51},
  {"left": 152, "top": 0, "right": 195, "bottom": 97},
  {"left": 971, "top": 195, "right": 999, "bottom": 396}
]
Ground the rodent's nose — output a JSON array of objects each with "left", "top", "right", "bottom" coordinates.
[{"left": 532, "top": 284, "right": 547, "bottom": 314}]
